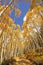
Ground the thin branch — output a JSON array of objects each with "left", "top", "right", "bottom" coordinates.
[{"left": 0, "top": 0, "right": 13, "bottom": 16}]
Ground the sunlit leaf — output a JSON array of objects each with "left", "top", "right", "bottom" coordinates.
[
  {"left": 5, "top": 6, "right": 11, "bottom": 15},
  {"left": 15, "top": 8, "right": 21, "bottom": 17},
  {"left": 30, "top": 0, "right": 36, "bottom": 9},
  {"left": 11, "top": 4, "right": 14, "bottom": 10},
  {"left": 0, "top": 5, "right": 5, "bottom": 12}
]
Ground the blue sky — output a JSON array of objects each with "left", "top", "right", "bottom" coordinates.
[{"left": 10, "top": 1, "right": 30, "bottom": 27}]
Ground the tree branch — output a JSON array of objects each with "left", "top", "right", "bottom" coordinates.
[{"left": 0, "top": 0, "right": 13, "bottom": 16}]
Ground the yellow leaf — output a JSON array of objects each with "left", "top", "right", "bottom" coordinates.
[
  {"left": 15, "top": 8, "right": 21, "bottom": 17},
  {"left": 5, "top": 6, "right": 11, "bottom": 15},
  {"left": 11, "top": 4, "right": 14, "bottom": 10}
]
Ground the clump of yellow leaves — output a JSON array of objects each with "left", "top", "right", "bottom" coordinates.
[
  {"left": 15, "top": 8, "right": 21, "bottom": 17},
  {"left": 22, "top": 5, "right": 43, "bottom": 54},
  {"left": 5, "top": 6, "right": 11, "bottom": 15}
]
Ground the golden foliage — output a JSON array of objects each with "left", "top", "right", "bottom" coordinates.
[
  {"left": 0, "top": 5, "right": 5, "bottom": 12},
  {"left": 15, "top": 8, "right": 21, "bottom": 17},
  {"left": 0, "top": 1, "right": 43, "bottom": 65},
  {"left": 30, "top": 0, "right": 43, "bottom": 9},
  {"left": 5, "top": 6, "right": 11, "bottom": 15}
]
